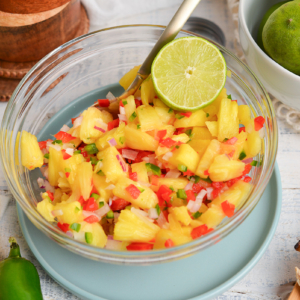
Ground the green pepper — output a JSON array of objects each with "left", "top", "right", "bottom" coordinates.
[{"left": 0, "top": 237, "right": 43, "bottom": 300}]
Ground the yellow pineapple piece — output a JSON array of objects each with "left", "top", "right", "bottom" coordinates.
[
  {"left": 37, "top": 199, "right": 55, "bottom": 222},
  {"left": 171, "top": 133, "right": 190, "bottom": 144},
  {"left": 209, "top": 154, "right": 245, "bottom": 182},
  {"left": 95, "top": 122, "right": 126, "bottom": 151},
  {"left": 160, "top": 125, "right": 176, "bottom": 137},
  {"left": 205, "top": 121, "right": 218, "bottom": 137},
  {"left": 203, "top": 88, "right": 227, "bottom": 117},
  {"left": 97, "top": 146, "right": 128, "bottom": 183},
  {"left": 154, "top": 107, "right": 175, "bottom": 124},
  {"left": 124, "top": 95, "right": 136, "bottom": 123},
  {"left": 81, "top": 222, "right": 107, "bottom": 248},
  {"left": 114, "top": 210, "right": 160, "bottom": 242},
  {"left": 119, "top": 65, "right": 141, "bottom": 90},
  {"left": 232, "top": 180, "right": 252, "bottom": 209},
  {"left": 53, "top": 188, "right": 63, "bottom": 204},
  {"left": 153, "top": 229, "right": 192, "bottom": 249},
  {"left": 174, "top": 110, "right": 206, "bottom": 128},
  {"left": 68, "top": 126, "right": 81, "bottom": 146},
  {"left": 191, "top": 127, "right": 213, "bottom": 140},
  {"left": 168, "top": 213, "right": 182, "bottom": 231},
  {"left": 195, "top": 139, "right": 221, "bottom": 178},
  {"left": 113, "top": 177, "right": 158, "bottom": 209},
  {"left": 100, "top": 110, "right": 113, "bottom": 124},
  {"left": 199, "top": 204, "right": 225, "bottom": 228},
  {"left": 48, "top": 147, "right": 64, "bottom": 186},
  {"left": 238, "top": 105, "right": 251, "bottom": 126},
  {"left": 80, "top": 107, "right": 105, "bottom": 144},
  {"left": 170, "top": 206, "right": 192, "bottom": 226},
  {"left": 190, "top": 220, "right": 204, "bottom": 228},
  {"left": 155, "top": 146, "right": 170, "bottom": 158},
  {"left": 141, "top": 75, "right": 156, "bottom": 105},
  {"left": 55, "top": 201, "right": 83, "bottom": 224},
  {"left": 63, "top": 153, "right": 85, "bottom": 185},
  {"left": 156, "top": 177, "right": 189, "bottom": 190},
  {"left": 76, "top": 162, "right": 93, "bottom": 200},
  {"left": 171, "top": 195, "right": 185, "bottom": 207},
  {"left": 218, "top": 98, "right": 239, "bottom": 142},
  {"left": 21, "top": 131, "right": 44, "bottom": 170},
  {"left": 188, "top": 139, "right": 211, "bottom": 159},
  {"left": 244, "top": 131, "right": 262, "bottom": 158},
  {"left": 137, "top": 105, "right": 162, "bottom": 131},
  {"left": 232, "top": 131, "right": 248, "bottom": 160},
  {"left": 153, "top": 98, "right": 167, "bottom": 108},
  {"left": 58, "top": 176, "right": 71, "bottom": 193},
  {"left": 92, "top": 173, "right": 113, "bottom": 203},
  {"left": 124, "top": 125, "right": 158, "bottom": 151},
  {"left": 245, "top": 118, "right": 254, "bottom": 134},
  {"left": 168, "top": 144, "right": 200, "bottom": 173},
  {"left": 131, "top": 162, "right": 149, "bottom": 183}
]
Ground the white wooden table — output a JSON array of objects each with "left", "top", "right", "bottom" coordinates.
[{"left": 0, "top": 1, "right": 299, "bottom": 299}]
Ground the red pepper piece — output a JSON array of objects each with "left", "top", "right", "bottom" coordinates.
[
  {"left": 151, "top": 175, "right": 159, "bottom": 186},
  {"left": 90, "top": 185, "right": 98, "bottom": 196},
  {"left": 134, "top": 151, "right": 153, "bottom": 163},
  {"left": 119, "top": 100, "right": 124, "bottom": 107},
  {"left": 148, "top": 238, "right": 156, "bottom": 243},
  {"left": 157, "top": 130, "right": 167, "bottom": 141},
  {"left": 192, "top": 183, "right": 202, "bottom": 194},
  {"left": 243, "top": 176, "right": 252, "bottom": 183},
  {"left": 125, "top": 184, "right": 141, "bottom": 199},
  {"left": 242, "top": 164, "right": 252, "bottom": 176},
  {"left": 83, "top": 198, "right": 99, "bottom": 211},
  {"left": 129, "top": 172, "right": 138, "bottom": 182},
  {"left": 57, "top": 222, "right": 70, "bottom": 233},
  {"left": 157, "top": 185, "right": 172, "bottom": 203},
  {"left": 165, "top": 239, "right": 175, "bottom": 248},
  {"left": 160, "top": 138, "right": 177, "bottom": 148},
  {"left": 98, "top": 99, "right": 110, "bottom": 107},
  {"left": 204, "top": 169, "right": 210, "bottom": 176},
  {"left": 38, "top": 141, "right": 47, "bottom": 150},
  {"left": 126, "top": 243, "right": 154, "bottom": 251},
  {"left": 224, "top": 137, "right": 238, "bottom": 145},
  {"left": 65, "top": 172, "right": 70, "bottom": 178},
  {"left": 81, "top": 151, "right": 88, "bottom": 158},
  {"left": 212, "top": 188, "right": 221, "bottom": 199},
  {"left": 110, "top": 198, "right": 131, "bottom": 211},
  {"left": 191, "top": 224, "right": 213, "bottom": 239},
  {"left": 254, "top": 116, "right": 265, "bottom": 131},
  {"left": 78, "top": 196, "right": 85, "bottom": 206},
  {"left": 180, "top": 112, "right": 192, "bottom": 118},
  {"left": 107, "top": 119, "right": 120, "bottom": 131},
  {"left": 186, "top": 190, "right": 196, "bottom": 201},
  {"left": 239, "top": 127, "right": 245, "bottom": 133},
  {"left": 54, "top": 131, "right": 75, "bottom": 143},
  {"left": 61, "top": 149, "right": 72, "bottom": 160},
  {"left": 84, "top": 215, "right": 99, "bottom": 223},
  {"left": 212, "top": 182, "right": 224, "bottom": 189},
  {"left": 135, "top": 99, "right": 141, "bottom": 107},
  {"left": 174, "top": 128, "right": 185, "bottom": 135},
  {"left": 46, "top": 191, "right": 54, "bottom": 201},
  {"left": 221, "top": 200, "right": 235, "bottom": 217},
  {"left": 71, "top": 117, "right": 77, "bottom": 124},
  {"left": 183, "top": 170, "right": 194, "bottom": 176},
  {"left": 226, "top": 177, "right": 242, "bottom": 188}
]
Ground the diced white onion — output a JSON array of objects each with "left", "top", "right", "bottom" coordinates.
[
  {"left": 105, "top": 184, "right": 115, "bottom": 190},
  {"left": 122, "top": 149, "right": 138, "bottom": 160},
  {"left": 96, "top": 119, "right": 108, "bottom": 131},
  {"left": 94, "top": 202, "right": 110, "bottom": 218},
  {"left": 157, "top": 161, "right": 163, "bottom": 168},
  {"left": 62, "top": 143, "right": 75, "bottom": 150},
  {"left": 148, "top": 155, "right": 156, "bottom": 164},
  {"left": 51, "top": 209, "right": 63, "bottom": 216},
  {"left": 196, "top": 189, "right": 207, "bottom": 203},
  {"left": 187, "top": 200, "right": 195, "bottom": 211},
  {"left": 138, "top": 181, "right": 151, "bottom": 187},
  {"left": 37, "top": 177, "right": 45, "bottom": 188},
  {"left": 109, "top": 198, "right": 112, "bottom": 206},
  {"left": 60, "top": 124, "right": 70, "bottom": 132},
  {"left": 131, "top": 207, "right": 154, "bottom": 222},
  {"left": 142, "top": 157, "right": 150, "bottom": 163},
  {"left": 82, "top": 210, "right": 100, "bottom": 221},
  {"left": 112, "top": 195, "right": 118, "bottom": 201},
  {"left": 44, "top": 180, "right": 55, "bottom": 193},
  {"left": 73, "top": 116, "right": 83, "bottom": 128},
  {"left": 116, "top": 154, "right": 127, "bottom": 172},
  {"left": 148, "top": 208, "right": 158, "bottom": 219},
  {"left": 73, "top": 231, "right": 85, "bottom": 242},
  {"left": 65, "top": 148, "right": 74, "bottom": 156},
  {"left": 165, "top": 169, "right": 181, "bottom": 178},
  {"left": 120, "top": 106, "right": 126, "bottom": 115},
  {"left": 190, "top": 202, "right": 201, "bottom": 213},
  {"left": 48, "top": 143, "right": 61, "bottom": 151},
  {"left": 105, "top": 239, "right": 123, "bottom": 250},
  {"left": 118, "top": 114, "right": 127, "bottom": 122},
  {"left": 108, "top": 138, "right": 117, "bottom": 147},
  {"left": 184, "top": 182, "right": 193, "bottom": 191},
  {"left": 156, "top": 212, "right": 169, "bottom": 229},
  {"left": 106, "top": 91, "right": 116, "bottom": 101},
  {"left": 242, "top": 157, "right": 253, "bottom": 164},
  {"left": 162, "top": 151, "right": 173, "bottom": 161},
  {"left": 206, "top": 187, "right": 214, "bottom": 200}
]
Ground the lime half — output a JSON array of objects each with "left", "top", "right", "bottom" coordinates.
[{"left": 151, "top": 37, "right": 227, "bottom": 111}]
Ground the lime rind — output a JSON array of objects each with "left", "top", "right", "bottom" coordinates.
[{"left": 151, "top": 37, "right": 227, "bottom": 111}]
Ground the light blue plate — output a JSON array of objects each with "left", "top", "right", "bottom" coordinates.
[{"left": 17, "top": 84, "right": 282, "bottom": 300}]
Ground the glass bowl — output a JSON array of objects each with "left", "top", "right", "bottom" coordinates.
[{"left": 0, "top": 25, "right": 278, "bottom": 265}]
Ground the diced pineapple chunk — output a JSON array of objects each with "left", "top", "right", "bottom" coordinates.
[
  {"left": 168, "top": 144, "right": 200, "bottom": 173},
  {"left": 153, "top": 229, "right": 192, "bottom": 249},
  {"left": 92, "top": 173, "right": 113, "bottom": 203},
  {"left": 244, "top": 131, "right": 262, "bottom": 158},
  {"left": 218, "top": 98, "right": 239, "bottom": 142},
  {"left": 203, "top": 88, "right": 227, "bottom": 117},
  {"left": 53, "top": 188, "right": 63, "bottom": 204},
  {"left": 119, "top": 65, "right": 141, "bottom": 90},
  {"left": 21, "top": 131, "right": 44, "bottom": 170},
  {"left": 48, "top": 147, "right": 64, "bottom": 186},
  {"left": 114, "top": 210, "right": 160, "bottom": 242},
  {"left": 37, "top": 199, "right": 55, "bottom": 222},
  {"left": 63, "top": 154, "right": 85, "bottom": 185},
  {"left": 137, "top": 105, "right": 162, "bottom": 131},
  {"left": 168, "top": 213, "right": 182, "bottom": 231},
  {"left": 100, "top": 110, "right": 113, "bottom": 124},
  {"left": 58, "top": 176, "right": 71, "bottom": 193},
  {"left": 156, "top": 177, "right": 189, "bottom": 190},
  {"left": 199, "top": 204, "right": 225, "bottom": 228},
  {"left": 232, "top": 131, "right": 248, "bottom": 160},
  {"left": 131, "top": 162, "right": 149, "bottom": 183},
  {"left": 113, "top": 177, "right": 158, "bottom": 209},
  {"left": 124, "top": 95, "right": 136, "bottom": 123},
  {"left": 190, "top": 220, "right": 204, "bottom": 228},
  {"left": 238, "top": 105, "right": 251, "bottom": 125},
  {"left": 95, "top": 122, "right": 126, "bottom": 151},
  {"left": 55, "top": 201, "right": 83, "bottom": 224},
  {"left": 205, "top": 121, "right": 218, "bottom": 137},
  {"left": 174, "top": 110, "right": 206, "bottom": 128},
  {"left": 141, "top": 75, "right": 156, "bottom": 105},
  {"left": 97, "top": 146, "right": 128, "bottom": 184},
  {"left": 188, "top": 139, "right": 211, "bottom": 159},
  {"left": 171, "top": 133, "right": 190, "bottom": 144},
  {"left": 154, "top": 107, "right": 175, "bottom": 124},
  {"left": 124, "top": 125, "right": 158, "bottom": 151},
  {"left": 80, "top": 107, "right": 105, "bottom": 144},
  {"left": 191, "top": 127, "right": 213, "bottom": 140},
  {"left": 81, "top": 222, "right": 107, "bottom": 248},
  {"left": 195, "top": 139, "right": 221, "bottom": 178},
  {"left": 170, "top": 206, "right": 192, "bottom": 226},
  {"left": 75, "top": 162, "right": 93, "bottom": 200},
  {"left": 153, "top": 98, "right": 167, "bottom": 108},
  {"left": 209, "top": 154, "right": 245, "bottom": 182}
]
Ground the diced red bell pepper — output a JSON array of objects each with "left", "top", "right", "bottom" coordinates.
[
  {"left": 38, "top": 141, "right": 47, "bottom": 150},
  {"left": 165, "top": 239, "right": 175, "bottom": 248},
  {"left": 242, "top": 164, "right": 252, "bottom": 176},
  {"left": 183, "top": 170, "right": 194, "bottom": 176},
  {"left": 186, "top": 190, "right": 196, "bottom": 201},
  {"left": 71, "top": 117, "right": 77, "bottom": 124},
  {"left": 160, "top": 138, "right": 177, "bottom": 148},
  {"left": 174, "top": 128, "right": 185, "bottom": 135},
  {"left": 228, "top": 150, "right": 235, "bottom": 158},
  {"left": 135, "top": 99, "right": 142, "bottom": 107},
  {"left": 221, "top": 200, "right": 235, "bottom": 217},
  {"left": 212, "top": 182, "right": 224, "bottom": 189},
  {"left": 125, "top": 184, "right": 141, "bottom": 199},
  {"left": 226, "top": 177, "right": 242, "bottom": 188},
  {"left": 61, "top": 149, "right": 72, "bottom": 160},
  {"left": 180, "top": 112, "right": 192, "bottom": 118},
  {"left": 243, "top": 176, "right": 252, "bottom": 183},
  {"left": 129, "top": 172, "right": 138, "bottom": 182},
  {"left": 151, "top": 175, "right": 159, "bottom": 186},
  {"left": 98, "top": 99, "right": 110, "bottom": 107},
  {"left": 84, "top": 215, "right": 99, "bottom": 223},
  {"left": 224, "top": 137, "right": 238, "bottom": 145},
  {"left": 65, "top": 172, "right": 70, "bottom": 178},
  {"left": 57, "top": 222, "right": 70, "bottom": 233},
  {"left": 81, "top": 151, "right": 88, "bottom": 158},
  {"left": 78, "top": 196, "right": 85, "bottom": 206},
  {"left": 198, "top": 179, "right": 212, "bottom": 188},
  {"left": 126, "top": 242, "right": 153, "bottom": 251},
  {"left": 191, "top": 224, "right": 213, "bottom": 239},
  {"left": 119, "top": 100, "right": 124, "bottom": 107},
  {"left": 83, "top": 198, "right": 99, "bottom": 211},
  {"left": 157, "top": 185, "right": 172, "bottom": 202},
  {"left": 110, "top": 198, "right": 131, "bottom": 211},
  {"left": 107, "top": 119, "right": 120, "bottom": 131},
  {"left": 212, "top": 188, "right": 221, "bottom": 199},
  {"left": 54, "top": 131, "right": 75, "bottom": 143},
  {"left": 239, "top": 127, "right": 245, "bottom": 133},
  {"left": 90, "top": 185, "right": 98, "bottom": 196},
  {"left": 148, "top": 238, "right": 156, "bottom": 243},
  {"left": 192, "top": 183, "right": 202, "bottom": 194},
  {"left": 231, "top": 100, "right": 237, "bottom": 103},
  {"left": 134, "top": 151, "right": 153, "bottom": 163},
  {"left": 157, "top": 130, "right": 167, "bottom": 141},
  {"left": 204, "top": 169, "right": 210, "bottom": 176},
  {"left": 254, "top": 116, "right": 265, "bottom": 131},
  {"left": 47, "top": 191, "right": 54, "bottom": 201}
]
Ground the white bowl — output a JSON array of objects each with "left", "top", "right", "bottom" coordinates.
[{"left": 239, "top": 0, "right": 300, "bottom": 110}]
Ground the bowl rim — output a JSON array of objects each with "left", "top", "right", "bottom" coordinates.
[
  {"left": 239, "top": 0, "right": 300, "bottom": 82},
  {"left": 1, "top": 24, "right": 278, "bottom": 264}
]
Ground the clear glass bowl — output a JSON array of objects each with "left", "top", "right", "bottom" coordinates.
[{"left": 0, "top": 25, "right": 278, "bottom": 265}]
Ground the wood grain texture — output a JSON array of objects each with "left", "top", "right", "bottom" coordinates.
[
  {"left": 0, "top": 0, "right": 81, "bottom": 62},
  {"left": 0, "top": 0, "right": 70, "bottom": 14}
]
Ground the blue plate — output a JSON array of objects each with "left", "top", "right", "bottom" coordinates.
[{"left": 17, "top": 84, "right": 282, "bottom": 299}]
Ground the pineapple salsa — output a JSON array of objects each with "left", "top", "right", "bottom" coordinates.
[{"left": 21, "top": 65, "right": 265, "bottom": 251}]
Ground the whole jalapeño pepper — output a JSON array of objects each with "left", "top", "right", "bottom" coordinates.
[{"left": 0, "top": 237, "right": 43, "bottom": 300}]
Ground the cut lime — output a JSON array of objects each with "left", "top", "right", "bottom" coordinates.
[{"left": 151, "top": 37, "right": 227, "bottom": 111}]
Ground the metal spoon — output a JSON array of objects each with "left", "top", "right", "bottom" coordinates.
[{"left": 95, "top": 0, "right": 201, "bottom": 110}]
